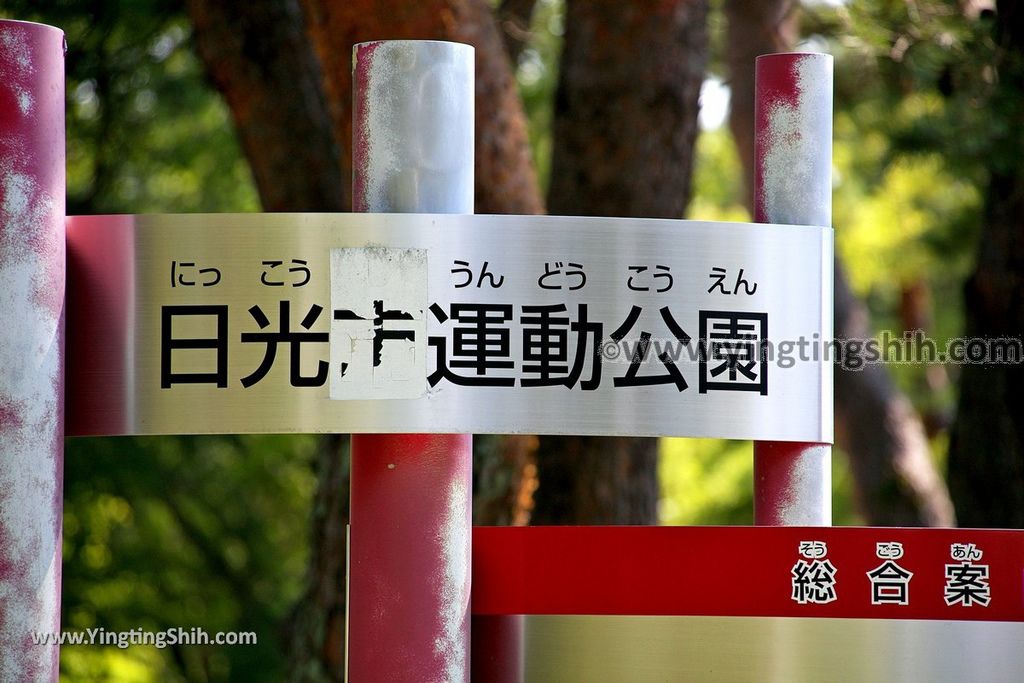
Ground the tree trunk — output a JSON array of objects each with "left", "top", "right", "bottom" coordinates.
[
  {"left": 547, "top": 0, "right": 706, "bottom": 219},
  {"left": 185, "top": 2, "right": 352, "bottom": 680},
  {"left": 724, "top": 0, "right": 797, "bottom": 209},
  {"left": 473, "top": 434, "right": 539, "bottom": 525},
  {"left": 948, "top": 1, "right": 1024, "bottom": 527},
  {"left": 533, "top": 0, "right": 708, "bottom": 525},
  {"left": 186, "top": 0, "right": 346, "bottom": 211},
  {"left": 298, "top": 0, "right": 543, "bottom": 215},
  {"left": 833, "top": 261, "right": 954, "bottom": 525},
  {"left": 284, "top": 436, "right": 350, "bottom": 682},
  {"left": 475, "top": 2, "right": 545, "bottom": 528},
  {"left": 530, "top": 436, "right": 661, "bottom": 524},
  {"left": 497, "top": 0, "right": 539, "bottom": 65},
  {"left": 724, "top": 0, "right": 954, "bottom": 526}
]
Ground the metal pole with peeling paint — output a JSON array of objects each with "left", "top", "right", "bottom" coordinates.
[
  {"left": 0, "top": 19, "right": 66, "bottom": 682},
  {"left": 347, "top": 40, "right": 473, "bottom": 682},
  {"left": 752, "top": 52, "right": 833, "bottom": 526}
]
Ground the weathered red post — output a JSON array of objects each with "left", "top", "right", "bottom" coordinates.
[
  {"left": 347, "top": 40, "right": 474, "bottom": 682},
  {"left": 0, "top": 19, "right": 66, "bottom": 681},
  {"left": 752, "top": 52, "right": 833, "bottom": 526}
]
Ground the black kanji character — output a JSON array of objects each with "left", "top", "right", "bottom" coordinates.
[
  {"left": 520, "top": 303, "right": 602, "bottom": 389},
  {"left": 428, "top": 303, "right": 514, "bottom": 386},
  {"left": 699, "top": 310, "right": 768, "bottom": 395},
  {"left": 791, "top": 559, "right": 838, "bottom": 604},
  {"left": 867, "top": 560, "right": 913, "bottom": 605},
  {"left": 608, "top": 305, "right": 690, "bottom": 391},
  {"left": 161, "top": 305, "right": 229, "bottom": 388}
]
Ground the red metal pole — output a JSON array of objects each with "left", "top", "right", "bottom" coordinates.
[
  {"left": 0, "top": 19, "right": 66, "bottom": 681},
  {"left": 471, "top": 614, "right": 524, "bottom": 683},
  {"left": 347, "top": 41, "right": 473, "bottom": 682},
  {"left": 752, "top": 53, "right": 833, "bottom": 526}
]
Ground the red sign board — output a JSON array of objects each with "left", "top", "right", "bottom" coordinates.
[{"left": 472, "top": 526, "right": 1024, "bottom": 622}]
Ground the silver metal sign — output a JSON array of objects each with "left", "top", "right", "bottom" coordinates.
[
  {"left": 518, "top": 616, "right": 1023, "bottom": 682},
  {"left": 66, "top": 213, "right": 833, "bottom": 441}
]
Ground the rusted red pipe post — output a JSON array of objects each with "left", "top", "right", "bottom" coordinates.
[
  {"left": 347, "top": 41, "right": 474, "bottom": 682},
  {"left": 0, "top": 19, "right": 66, "bottom": 681},
  {"left": 752, "top": 52, "right": 833, "bottom": 526}
]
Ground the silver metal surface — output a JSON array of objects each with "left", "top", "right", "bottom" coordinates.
[
  {"left": 521, "top": 615, "right": 1024, "bottom": 682},
  {"left": 352, "top": 40, "right": 474, "bottom": 214},
  {"left": 66, "top": 213, "right": 833, "bottom": 441}
]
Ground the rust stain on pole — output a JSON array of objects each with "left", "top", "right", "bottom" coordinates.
[{"left": 0, "top": 19, "right": 66, "bottom": 682}]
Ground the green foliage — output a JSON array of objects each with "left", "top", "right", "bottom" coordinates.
[
  {"left": 689, "top": 124, "right": 749, "bottom": 222},
  {"left": 2, "top": 0, "right": 259, "bottom": 214},
  {"left": 655, "top": 0, "right": 996, "bottom": 523},
  {"left": 811, "top": 0, "right": 993, "bottom": 427},
  {"left": 514, "top": 0, "right": 564, "bottom": 193},
  {"left": 61, "top": 436, "right": 317, "bottom": 682},
  {"left": 816, "top": 0, "right": 996, "bottom": 294},
  {"left": 659, "top": 439, "right": 862, "bottom": 525},
  {"left": 659, "top": 439, "right": 754, "bottom": 525}
]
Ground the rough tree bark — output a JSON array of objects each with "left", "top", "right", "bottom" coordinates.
[
  {"left": 531, "top": 0, "right": 708, "bottom": 525},
  {"left": 724, "top": 0, "right": 954, "bottom": 526},
  {"left": 474, "top": 433, "right": 539, "bottom": 526},
  {"left": 184, "top": 2, "right": 351, "bottom": 680},
  {"left": 724, "top": 0, "right": 797, "bottom": 208},
  {"left": 475, "top": 0, "right": 544, "bottom": 529},
  {"left": 547, "top": 0, "right": 706, "bottom": 219},
  {"left": 948, "top": 1, "right": 1024, "bottom": 527},
  {"left": 185, "top": 0, "right": 346, "bottom": 211},
  {"left": 298, "top": 0, "right": 543, "bottom": 215},
  {"left": 285, "top": 435, "right": 349, "bottom": 680}
]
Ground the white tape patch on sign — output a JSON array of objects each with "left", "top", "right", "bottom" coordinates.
[{"left": 330, "top": 247, "right": 427, "bottom": 400}]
